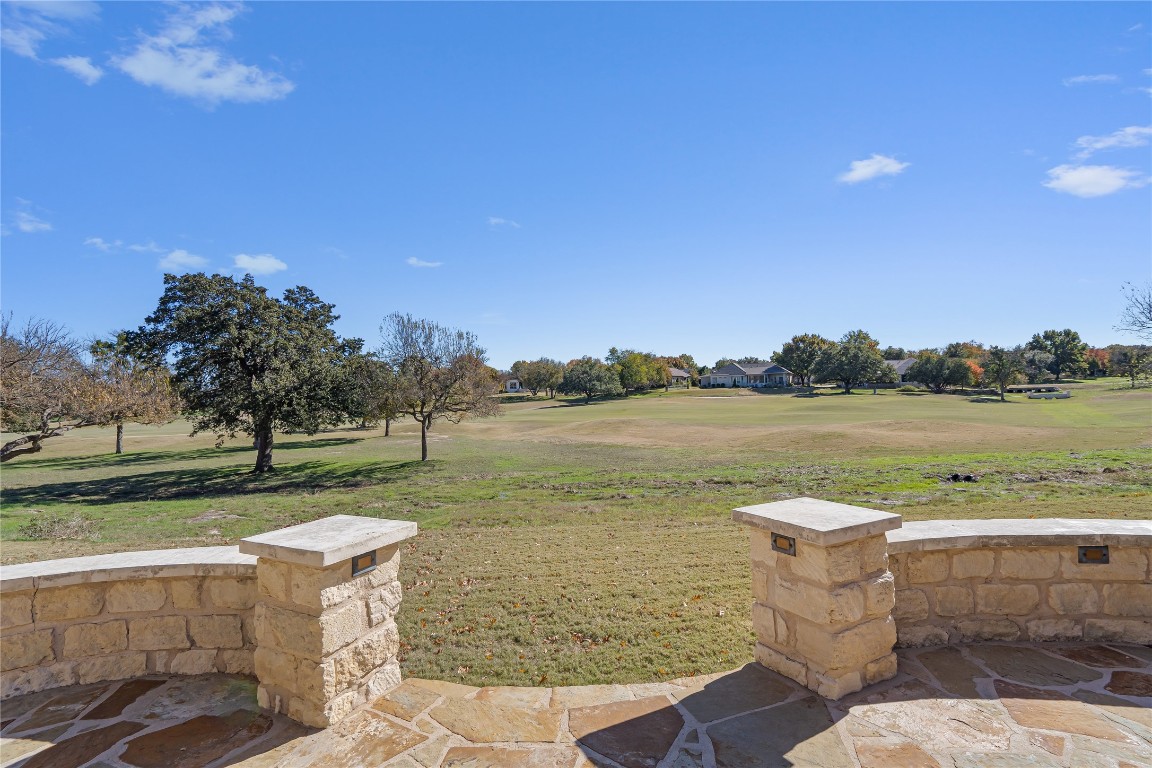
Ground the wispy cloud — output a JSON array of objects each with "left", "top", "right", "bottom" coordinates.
[
  {"left": 1062, "top": 74, "right": 1120, "bottom": 86},
  {"left": 488, "top": 217, "right": 521, "bottom": 229},
  {"left": 128, "top": 241, "right": 165, "bottom": 253},
  {"left": 159, "top": 249, "right": 208, "bottom": 271},
  {"left": 0, "top": 1, "right": 99, "bottom": 59},
  {"left": 234, "top": 253, "right": 287, "bottom": 275},
  {"left": 406, "top": 257, "right": 442, "bottom": 268},
  {"left": 13, "top": 211, "right": 52, "bottom": 233},
  {"left": 84, "top": 236, "right": 122, "bottom": 251},
  {"left": 112, "top": 2, "right": 295, "bottom": 107},
  {"left": 837, "top": 154, "right": 909, "bottom": 185},
  {"left": 50, "top": 55, "right": 103, "bottom": 85},
  {"left": 1042, "top": 164, "right": 1149, "bottom": 198},
  {"left": 1074, "top": 125, "right": 1152, "bottom": 159}
]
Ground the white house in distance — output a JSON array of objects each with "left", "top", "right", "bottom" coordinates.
[
  {"left": 700, "top": 362, "right": 795, "bottom": 388},
  {"left": 503, "top": 378, "right": 522, "bottom": 393}
]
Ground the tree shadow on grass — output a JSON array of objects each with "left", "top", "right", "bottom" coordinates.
[
  {"left": 0, "top": 459, "right": 426, "bottom": 508},
  {"left": 6, "top": 438, "right": 366, "bottom": 472}
]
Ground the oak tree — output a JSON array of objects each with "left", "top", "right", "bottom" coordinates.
[
  {"left": 772, "top": 334, "right": 833, "bottom": 387},
  {"left": 813, "top": 330, "right": 893, "bottom": 393},
  {"left": 982, "top": 346, "right": 1025, "bottom": 401},
  {"left": 558, "top": 357, "right": 623, "bottom": 402}
]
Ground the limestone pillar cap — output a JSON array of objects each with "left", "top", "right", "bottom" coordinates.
[
  {"left": 240, "top": 515, "right": 417, "bottom": 567},
  {"left": 732, "top": 497, "right": 901, "bottom": 546}
]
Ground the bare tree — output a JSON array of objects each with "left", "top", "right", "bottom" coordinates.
[
  {"left": 1117, "top": 282, "right": 1152, "bottom": 341},
  {"left": 81, "top": 335, "right": 180, "bottom": 453},
  {"left": 0, "top": 315, "right": 87, "bottom": 461},
  {"left": 380, "top": 313, "right": 501, "bottom": 460}
]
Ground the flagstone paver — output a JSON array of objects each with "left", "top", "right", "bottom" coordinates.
[{"left": 1, "top": 643, "right": 1149, "bottom": 767}]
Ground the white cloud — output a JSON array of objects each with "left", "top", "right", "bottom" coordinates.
[
  {"left": 1074, "top": 125, "right": 1152, "bottom": 159},
  {"left": 837, "top": 154, "right": 910, "bottom": 184},
  {"left": 112, "top": 2, "right": 294, "bottom": 107},
  {"left": 159, "top": 249, "right": 208, "bottom": 271},
  {"left": 0, "top": 1, "right": 99, "bottom": 59},
  {"left": 234, "top": 252, "right": 287, "bottom": 275},
  {"left": 84, "top": 236, "right": 122, "bottom": 251},
  {"left": 406, "top": 257, "right": 442, "bottom": 268},
  {"left": 50, "top": 55, "right": 103, "bottom": 84},
  {"left": 1042, "top": 164, "right": 1149, "bottom": 197},
  {"left": 13, "top": 211, "right": 51, "bottom": 233},
  {"left": 128, "top": 241, "right": 165, "bottom": 253},
  {"left": 488, "top": 217, "right": 521, "bottom": 229},
  {"left": 1062, "top": 74, "right": 1119, "bottom": 86}
]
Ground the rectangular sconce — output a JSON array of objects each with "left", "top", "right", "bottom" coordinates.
[
  {"left": 352, "top": 550, "right": 377, "bottom": 577},
  {"left": 1077, "top": 545, "right": 1109, "bottom": 565},
  {"left": 771, "top": 532, "right": 796, "bottom": 556}
]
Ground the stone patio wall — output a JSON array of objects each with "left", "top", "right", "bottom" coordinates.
[
  {"left": 0, "top": 547, "right": 257, "bottom": 699},
  {"left": 888, "top": 520, "right": 1152, "bottom": 648}
]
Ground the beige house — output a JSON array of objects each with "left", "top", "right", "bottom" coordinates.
[{"left": 700, "top": 362, "right": 795, "bottom": 388}]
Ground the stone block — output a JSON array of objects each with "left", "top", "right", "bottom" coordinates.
[
  {"left": 975, "top": 584, "right": 1039, "bottom": 616},
  {"left": 34, "top": 585, "right": 104, "bottom": 622},
  {"left": 934, "top": 586, "right": 974, "bottom": 617},
  {"left": 1048, "top": 583, "right": 1099, "bottom": 615},
  {"left": 365, "top": 657, "right": 403, "bottom": 699},
  {"left": 905, "top": 552, "right": 949, "bottom": 584},
  {"left": 858, "top": 535, "right": 889, "bottom": 576},
  {"left": 331, "top": 622, "right": 399, "bottom": 690},
  {"left": 0, "top": 592, "right": 33, "bottom": 629},
  {"left": 290, "top": 562, "right": 372, "bottom": 612},
  {"left": 895, "top": 625, "right": 949, "bottom": 648},
  {"left": 216, "top": 649, "right": 254, "bottom": 675},
  {"left": 893, "top": 589, "right": 929, "bottom": 622},
  {"left": 778, "top": 536, "right": 886, "bottom": 586},
  {"left": 1026, "top": 619, "right": 1082, "bottom": 642},
  {"left": 749, "top": 530, "right": 780, "bottom": 569},
  {"left": 255, "top": 602, "right": 323, "bottom": 659},
  {"left": 810, "top": 668, "right": 862, "bottom": 700},
  {"left": 169, "top": 578, "right": 202, "bottom": 610},
  {"left": 889, "top": 554, "right": 907, "bottom": 588},
  {"left": 950, "top": 550, "right": 994, "bottom": 579},
  {"left": 1102, "top": 583, "right": 1152, "bottom": 617},
  {"left": 106, "top": 580, "right": 167, "bottom": 613},
  {"left": 1060, "top": 548, "right": 1148, "bottom": 582},
  {"left": 0, "top": 629, "right": 54, "bottom": 671},
  {"left": 1084, "top": 618, "right": 1152, "bottom": 644},
  {"left": 254, "top": 646, "right": 298, "bottom": 689},
  {"left": 1, "top": 662, "right": 76, "bottom": 698},
  {"left": 999, "top": 549, "right": 1059, "bottom": 580},
  {"left": 956, "top": 618, "right": 1021, "bottom": 642},
  {"left": 75, "top": 651, "right": 147, "bottom": 684},
  {"left": 258, "top": 559, "right": 290, "bottom": 602},
  {"left": 189, "top": 614, "right": 244, "bottom": 649},
  {"left": 774, "top": 611, "right": 792, "bottom": 647},
  {"left": 169, "top": 649, "right": 217, "bottom": 675},
  {"left": 317, "top": 598, "right": 370, "bottom": 655},
  {"left": 774, "top": 574, "right": 865, "bottom": 627},
  {"left": 128, "top": 615, "right": 189, "bottom": 651},
  {"left": 297, "top": 657, "right": 337, "bottom": 701},
  {"left": 750, "top": 565, "right": 771, "bottom": 603},
  {"left": 794, "top": 617, "right": 896, "bottom": 670},
  {"left": 751, "top": 602, "right": 777, "bottom": 645},
  {"left": 862, "top": 572, "right": 895, "bottom": 619},
  {"left": 754, "top": 642, "right": 806, "bottom": 686},
  {"left": 864, "top": 653, "right": 898, "bottom": 685},
  {"left": 63, "top": 620, "right": 128, "bottom": 658},
  {"left": 207, "top": 577, "right": 257, "bottom": 609}
]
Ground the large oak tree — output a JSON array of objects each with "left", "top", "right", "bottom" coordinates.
[{"left": 131, "top": 273, "right": 350, "bottom": 472}]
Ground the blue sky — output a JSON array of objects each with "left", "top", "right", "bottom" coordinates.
[{"left": 3, "top": 2, "right": 1150, "bottom": 369}]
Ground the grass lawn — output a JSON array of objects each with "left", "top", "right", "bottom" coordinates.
[{"left": 2, "top": 377, "right": 1149, "bottom": 686}]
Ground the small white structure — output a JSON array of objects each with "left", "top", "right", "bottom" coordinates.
[{"left": 504, "top": 379, "right": 521, "bottom": 393}]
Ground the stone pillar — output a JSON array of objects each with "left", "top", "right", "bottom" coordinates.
[
  {"left": 733, "top": 497, "right": 902, "bottom": 700},
  {"left": 239, "top": 515, "right": 417, "bottom": 727}
]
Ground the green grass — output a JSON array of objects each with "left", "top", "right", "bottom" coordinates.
[{"left": 2, "top": 377, "right": 1149, "bottom": 685}]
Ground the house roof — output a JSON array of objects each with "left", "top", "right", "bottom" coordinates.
[
  {"left": 709, "top": 363, "right": 792, "bottom": 377},
  {"left": 668, "top": 367, "right": 691, "bottom": 378},
  {"left": 885, "top": 359, "right": 917, "bottom": 375}
]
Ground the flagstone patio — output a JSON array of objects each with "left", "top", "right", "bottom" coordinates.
[{"left": 2, "top": 643, "right": 1149, "bottom": 768}]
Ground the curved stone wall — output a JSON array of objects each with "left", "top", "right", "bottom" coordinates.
[
  {"left": 0, "top": 547, "right": 257, "bottom": 699},
  {"left": 887, "top": 519, "right": 1152, "bottom": 648}
]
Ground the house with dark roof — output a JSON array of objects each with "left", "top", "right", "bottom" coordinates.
[
  {"left": 667, "top": 367, "right": 692, "bottom": 387},
  {"left": 884, "top": 358, "right": 918, "bottom": 383},
  {"left": 699, "top": 362, "right": 795, "bottom": 388}
]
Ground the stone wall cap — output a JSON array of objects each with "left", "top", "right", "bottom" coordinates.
[
  {"left": 888, "top": 518, "right": 1152, "bottom": 553},
  {"left": 239, "top": 515, "right": 418, "bottom": 567},
  {"left": 732, "top": 497, "right": 902, "bottom": 546},
  {"left": 0, "top": 546, "right": 256, "bottom": 592}
]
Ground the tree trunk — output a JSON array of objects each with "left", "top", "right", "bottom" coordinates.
[
  {"left": 385, "top": 418, "right": 391, "bottom": 437},
  {"left": 115, "top": 423, "right": 124, "bottom": 454},
  {"left": 420, "top": 417, "right": 429, "bottom": 460},
  {"left": 254, "top": 423, "right": 274, "bottom": 472}
]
